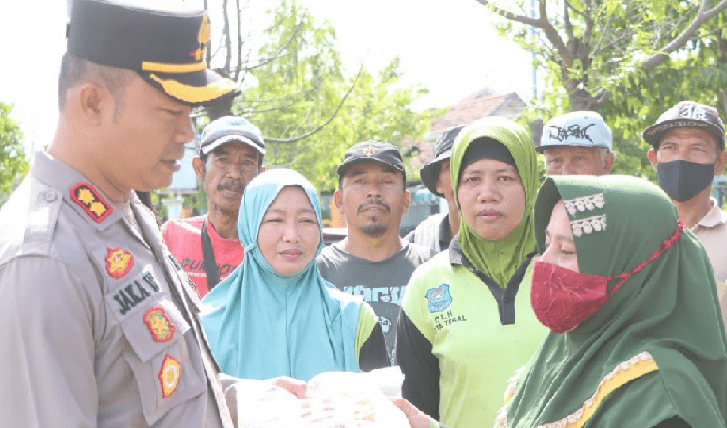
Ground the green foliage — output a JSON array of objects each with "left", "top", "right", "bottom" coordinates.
[
  {"left": 483, "top": 0, "right": 727, "bottom": 180},
  {"left": 0, "top": 103, "right": 29, "bottom": 205},
  {"left": 231, "top": 0, "right": 440, "bottom": 191}
]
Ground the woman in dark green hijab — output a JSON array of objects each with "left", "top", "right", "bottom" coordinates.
[
  {"left": 396, "top": 117, "right": 549, "bottom": 427},
  {"left": 498, "top": 175, "right": 727, "bottom": 427}
]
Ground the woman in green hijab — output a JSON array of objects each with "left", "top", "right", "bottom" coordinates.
[
  {"left": 396, "top": 116, "right": 549, "bottom": 427},
  {"left": 497, "top": 175, "right": 727, "bottom": 427}
]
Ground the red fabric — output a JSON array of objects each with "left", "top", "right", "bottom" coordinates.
[
  {"left": 162, "top": 215, "right": 244, "bottom": 297},
  {"left": 531, "top": 220, "right": 684, "bottom": 333},
  {"left": 531, "top": 261, "right": 610, "bottom": 333}
]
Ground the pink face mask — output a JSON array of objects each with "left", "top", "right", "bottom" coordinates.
[{"left": 531, "top": 220, "right": 683, "bottom": 333}]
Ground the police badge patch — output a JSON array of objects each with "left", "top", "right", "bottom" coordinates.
[
  {"left": 105, "top": 247, "right": 134, "bottom": 279},
  {"left": 158, "top": 354, "right": 181, "bottom": 399},
  {"left": 144, "top": 306, "right": 176, "bottom": 342},
  {"left": 425, "top": 284, "right": 452, "bottom": 313}
]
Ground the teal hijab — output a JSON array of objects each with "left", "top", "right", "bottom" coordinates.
[
  {"left": 504, "top": 175, "right": 727, "bottom": 427},
  {"left": 202, "top": 169, "right": 361, "bottom": 381}
]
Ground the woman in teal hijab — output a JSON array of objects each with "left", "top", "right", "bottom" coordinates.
[
  {"left": 396, "top": 117, "right": 549, "bottom": 428},
  {"left": 497, "top": 175, "right": 727, "bottom": 427},
  {"left": 202, "top": 169, "right": 388, "bottom": 381}
]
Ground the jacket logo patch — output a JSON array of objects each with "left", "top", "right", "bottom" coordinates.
[
  {"left": 144, "top": 306, "right": 176, "bottom": 342},
  {"left": 158, "top": 354, "right": 181, "bottom": 399},
  {"left": 70, "top": 182, "right": 113, "bottom": 223},
  {"left": 425, "top": 284, "right": 452, "bottom": 313},
  {"left": 105, "top": 247, "right": 134, "bottom": 279}
]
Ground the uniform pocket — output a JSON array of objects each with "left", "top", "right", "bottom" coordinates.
[{"left": 118, "top": 296, "right": 207, "bottom": 425}]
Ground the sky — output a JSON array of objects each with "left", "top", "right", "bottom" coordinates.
[{"left": 0, "top": 0, "right": 534, "bottom": 157}]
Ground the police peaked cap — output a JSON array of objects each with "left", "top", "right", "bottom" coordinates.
[{"left": 67, "top": 0, "right": 241, "bottom": 107}]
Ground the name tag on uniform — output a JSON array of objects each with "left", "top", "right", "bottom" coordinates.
[{"left": 106, "top": 267, "right": 162, "bottom": 322}]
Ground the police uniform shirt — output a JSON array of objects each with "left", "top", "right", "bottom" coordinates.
[{"left": 0, "top": 151, "right": 234, "bottom": 428}]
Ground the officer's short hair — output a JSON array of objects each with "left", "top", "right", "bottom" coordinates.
[{"left": 57, "top": 53, "right": 135, "bottom": 118}]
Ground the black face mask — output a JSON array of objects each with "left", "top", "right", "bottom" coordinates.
[{"left": 656, "top": 159, "right": 715, "bottom": 202}]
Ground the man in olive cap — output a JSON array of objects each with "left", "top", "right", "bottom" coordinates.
[
  {"left": 0, "top": 1, "right": 262, "bottom": 426},
  {"left": 404, "top": 126, "right": 464, "bottom": 253}
]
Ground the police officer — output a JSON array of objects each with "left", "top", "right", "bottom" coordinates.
[{"left": 0, "top": 0, "right": 242, "bottom": 426}]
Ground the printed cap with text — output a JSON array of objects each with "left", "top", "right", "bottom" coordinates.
[
  {"left": 642, "top": 101, "right": 726, "bottom": 150},
  {"left": 199, "top": 116, "right": 266, "bottom": 158},
  {"left": 336, "top": 141, "right": 406, "bottom": 182},
  {"left": 537, "top": 111, "right": 613, "bottom": 153},
  {"left": 66, "top": 0, "right": 240, "bottom": 107}
]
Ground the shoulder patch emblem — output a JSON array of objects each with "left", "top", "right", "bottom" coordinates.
[
  {"left": 158, "top": 354, "right": 181, "bottom": 399},
  {"left": 144, "top": 306, "right": 176, "bottom": 342},
  {"left": 70, "top": 182, "right": 113, "bottom": 223},
  {"left": 105, "top": 247, "right": 134, "bottom": 278},
  {"left": 425, "top": 284, "right": 452, "bottom": 313}
]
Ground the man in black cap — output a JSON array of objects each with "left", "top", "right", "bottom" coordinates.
[
  {"left": 317, "top": 141, "right": 435, "bottom": 363},
  {"left": 162, "top": 116, "right": 266, "bottom": 297},
  {"left": 643, "top": 100, "right": 727, "bottom": 329},
  {"left": 0, "top": 1, "right": 262, "bottom": 426},
  {"left": 404, "top": 126, "right": 464, "bottom": 253}
]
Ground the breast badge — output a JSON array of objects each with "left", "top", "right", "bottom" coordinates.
[
  {"left": 158, "top": 354, "right": 181, "bottom": 399},
  {"left": 105, "top": 247, "right": 134, "bottom": 279},
  {"left": 425, "top": 284, "right": 452, "bottom": 313},
  {"left": 70, "top": 182, "right": 113, "bottom": 223},
  {"left": 144, "top": 306, "right": 176, "bottom": 342}
]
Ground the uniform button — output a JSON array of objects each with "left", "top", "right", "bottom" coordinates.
[{"left": 44, "top": 191, "right": 58, "bottom": 203}]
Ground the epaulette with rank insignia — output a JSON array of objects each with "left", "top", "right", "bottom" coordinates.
[{"left": 70, "top": 182, "right": 113, "bottom": 223}]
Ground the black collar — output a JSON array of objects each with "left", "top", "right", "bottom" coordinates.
[
  {"left": 438, "top": 213, "right": 452, "bottom": 250},
  {"left": 449, "top": 233, "right": 536, "bottom": 325}
]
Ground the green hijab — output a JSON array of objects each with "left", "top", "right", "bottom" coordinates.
[
  {"left": 450, "top": 116, "right": 539, "bottom": 287},
  {"left": 504, "top": 175, "right": 727, "bottom": 427}
]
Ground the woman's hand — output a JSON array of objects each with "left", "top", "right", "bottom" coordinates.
[
  {"left": 390, "top": 397, "right": 438, "bottom": 428},
  {"left": 269, "top": 376, "right": 308, "bottom": 398}
]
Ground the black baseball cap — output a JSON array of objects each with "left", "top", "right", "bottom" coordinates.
[
  {"left": 643, "top": 101, "right": 726, "bottom": 150},
  {"left": 67, "top": 0, "right": 240, "bottom": 107},
  {"left": 420, "top": 126, "right": 464, "bottom": 197},
  {"left": 336, "top": 141, "right": 406, "bottom": 181}
]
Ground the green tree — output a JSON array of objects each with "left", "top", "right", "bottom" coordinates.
[
  {"left": 0, "top": 103, "right": 29, "bottom": 206},
  {"left": 233, "top": 0, "right": 441, "bottom": 190},
  {"left": 476, "top": 0, "right": 727, "bottom": 179},
  {"left": 178, "top": 0, "right": 442, "bottom": 215}
]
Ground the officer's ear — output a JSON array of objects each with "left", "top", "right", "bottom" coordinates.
[{"left": 77, "top": 82, "right": 110, "bottom": 126}]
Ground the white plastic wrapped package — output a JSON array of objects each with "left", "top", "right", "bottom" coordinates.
[{"left": 229, "top": 367, "right": 409, "bottom": 427}]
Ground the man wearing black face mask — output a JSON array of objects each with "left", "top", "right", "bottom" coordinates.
[{"left": 643, "top": 101, "right": 727, "bottom": 328}]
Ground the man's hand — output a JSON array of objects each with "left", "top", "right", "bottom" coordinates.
[{"left": 390, "top": 397, "right": 437, "bottom": 428}]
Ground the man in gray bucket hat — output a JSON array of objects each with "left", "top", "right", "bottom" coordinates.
[{"left": 404, "top": 125, "right": 464, "bottom": 253}]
